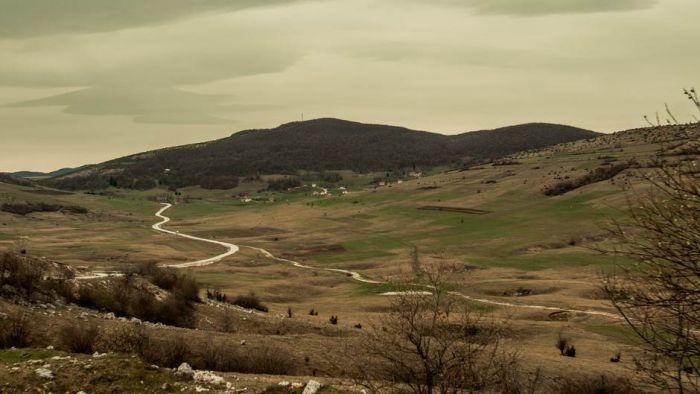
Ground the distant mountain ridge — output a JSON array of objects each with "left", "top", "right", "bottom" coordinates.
[
  {"left": 8, "top": 166, "right": 89, "bottom": 179},
  {"left": 43, "top": 118, "right": 600, "bottom": 190}
]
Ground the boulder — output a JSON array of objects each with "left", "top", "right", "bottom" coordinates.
[
  {"left": 35, "top": 368, "right": 54, "bottom": 379},
  {"left": 302, "top": 380, "right": 322, "bottom": 394},
  {"left": 193, "top": 370, "right": 225, "bottom": 386},
  {"left": 176, "top": 362, "right": 194, "bottom": 377}
]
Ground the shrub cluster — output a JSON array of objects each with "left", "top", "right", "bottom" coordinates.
[
  {"left": 266, "top": 177, "right": 302, "bottom": 191},
  {"left": 73, "top": 277, "right": 196, "bottom": 328},
  {"left": 0, "top": 253, "right": 41, "bottom": 296},
  {"left": 206, "top": 289, "right": 269, "bottom": 313},
  {"left": 543, "top": 161, "right": 636, "bottom": 196},
  {"left": 132, "top": 262, "right": 200, "bottom": 303},
  {"left": 199, "top": 175, "right": 240, "bottom": 190},
  {"left": 231, "top": 293, "right": 269, "bottom": 313},
  {"left": 79, "top": 325, "right": 296, "bottom": 375},
  {"left": 1, "top": 202, "right": 88, "bottom": 215},
  {"left": 206, "top": 289, "right": 227, "bottom": 303},
  {"left": 320, "top": 172, "right": 343, "bottom": 183}
]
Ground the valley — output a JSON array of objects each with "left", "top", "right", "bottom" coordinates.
[{"left": 3, "top": 122, "right": 696, "bottom": 392}]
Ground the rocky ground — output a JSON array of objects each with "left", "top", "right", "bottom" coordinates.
[{"left": 0, "top": 348, "right": 345, "bottom": 394}]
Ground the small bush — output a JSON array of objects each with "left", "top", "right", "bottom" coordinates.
[
  {"left": 133, "top": 262, "right": 200, "bottom": 303},
  {"left": 232, "top": 293, "right": 268, "bottom": 312},
  {"left": 157, "top": 295, "right": 196, "bottom": 327},
  {"left": 564, "top": 345, "right": 576, "bottom": 358},
  {"left": 60, "top": 322, "right": 98, "bottom": 354},
  {"left": 0, "top": 312, "right": 31, "bottom": 348},
  {"left": 207, "top": 289, "right": 227, "bottom": 302},
  {"left": 221, "top": 311, "right": 234, "bottom": 333},
  {"left": 556, "top": 331, "right": 569, "bottom": 356}
]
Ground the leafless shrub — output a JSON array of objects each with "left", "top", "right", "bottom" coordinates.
[
  {"left": 556, "top": 331, "right": 570, "bottom": 356},
  {"left": 60, "top": 322, "right": 98, "bottom": 354},
  {"left": 221, "top": 310, "right": 235, "bottom": 333},
  {"left": 139, "top": 334, "right": 190, "bottom": 368},
  {"left": 601, "top": 145, "right": 699, "bottom": 391},
  {"left": 555, "top": 374, "right": 636, "bottom": 394},
  {"left": 347, "top": 267, "right": 530, "bottom": 393},
  {"left": 0, "top": 311, "right": 31, "bottom": 348},
  {"left": 195, "top": 340, "right": 295, "bottom": 375},
  {"left": 95, "top": 323, "right": 146, "bottom": 354}
]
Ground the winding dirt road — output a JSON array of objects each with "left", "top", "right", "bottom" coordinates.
[
  {"left": 78, "top": 203, "right": 618, "bottom": 319},
  {"left": 153, "top": 203, "right": 239, "bottom": 268},
  {"left": 151, "top": 203, "right": 619, "bottom": 319}
]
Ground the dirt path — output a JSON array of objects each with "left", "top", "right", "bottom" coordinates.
[{"left": 79, "top": 203, "right": 620, "bottom": 320}]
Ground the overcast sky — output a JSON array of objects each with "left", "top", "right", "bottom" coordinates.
[{"left": 1, "top": 0, "right": 699, "bottom": 172}]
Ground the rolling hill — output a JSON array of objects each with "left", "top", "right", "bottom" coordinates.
[
  {"left": 43, "top": 118, "right": 599, "bottom": 190},
  {"left": 6, "top": 165, "right": 90, "bottom": 179}
]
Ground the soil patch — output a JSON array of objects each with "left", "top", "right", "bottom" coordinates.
[{"left": 417, "top": 206, "right": 491, "bottom": 215}]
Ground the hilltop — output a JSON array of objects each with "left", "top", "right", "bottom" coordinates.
[{"left": 42, "top": 118, "right": 599, "bottom": 190}]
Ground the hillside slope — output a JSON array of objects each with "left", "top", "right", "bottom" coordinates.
[{"left": 44, "top": 118, "right": 598, "bottom": 190}]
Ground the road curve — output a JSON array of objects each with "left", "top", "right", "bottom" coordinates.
[
  {"left": 153, "top": 203, "right": 240, "bottom": 268},
  {"left": 81, "top": 203, "right": 620, "bottom": 319}
]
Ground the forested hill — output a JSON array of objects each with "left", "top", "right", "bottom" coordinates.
[{"left": 43, "top": 118, "right": 599, "bottom": 190}]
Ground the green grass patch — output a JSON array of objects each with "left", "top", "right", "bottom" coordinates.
[
  {"left": 478, "top": 253, "right": 615, "bottom": 271},
  {"left": 460, "top": 299, "right": 499, "bottom": 313},
  {"left": 585, "top": 324, "right": 639, "bottom": 344},
  {"left": 0, "top": 348, "right": 59, "bottom": 364},
  {"left": 312, "top": 236, "right": 405, "bottom": 264}
]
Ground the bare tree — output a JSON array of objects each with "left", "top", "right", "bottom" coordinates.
[
  {"left": 347, "top": 268, "right": 535, "bottom": 394},
  {"left": 602, "top": 136, "right": 700, "bottom": 392}
]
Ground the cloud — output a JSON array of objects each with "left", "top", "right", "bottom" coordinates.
[
  {"left": 9, "top": 86, "right": 229, "bottom": 124},
  {"left": 0, "top": 0, "right": 314, "bottom": 38},
  {"left": 0, "top": 11, "right": 300, "bottom": 123},
  {"left": 9, "top": 86, "right": 284, "bottom": 124},
  {"left": 433, "top": 0, "right": 656, "bottom": 15}
]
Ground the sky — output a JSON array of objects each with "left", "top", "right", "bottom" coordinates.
[{"left": 1, "top": 0, "right": 699, "bottom": 172}]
